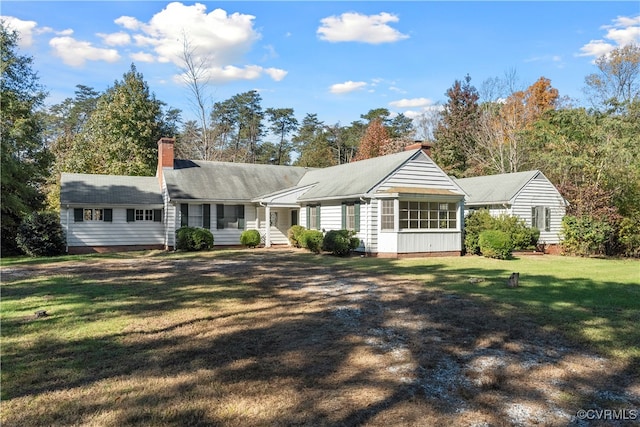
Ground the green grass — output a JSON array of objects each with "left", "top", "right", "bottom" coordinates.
[{"left": 305, "top": 253, "right": 640, "bottom": 360}]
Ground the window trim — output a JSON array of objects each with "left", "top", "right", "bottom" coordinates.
[{"left": 532, "top": 206, "right": 551, "bottom": 232}]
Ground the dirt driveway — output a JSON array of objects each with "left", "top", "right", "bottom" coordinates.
[{"left": 2, "top": 249, "right": 638, "bottom": 426}]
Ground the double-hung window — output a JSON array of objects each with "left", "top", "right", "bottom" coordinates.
[
  {"left": 306, "top": 205, "right": 321, "bottom": 230},
  {"left": 380, "top": 200, "right": 395, "bottom": 231},
  {"left": 531, "top": 206, "right": 551, "bottom": 232},
  {"left": 74, "top": 208, "right": 112, "bottom": 222},
  {"left": 216, "top": 205, "right": 245, "bottom": 229},
  {"left": 342, "top": 203, "right": 360, "bottom": 232}
]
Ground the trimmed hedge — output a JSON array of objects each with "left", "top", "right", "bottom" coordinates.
[
  {"left": 240, "top": 229, "right": 261, "bottom": 248},
  {"left": 322, "top": 229, "right": 360, "bottom": 257},
  {"left": 479, "top": 230, "right": 513, "bottom": 259},
  {"left": 299, "top": 229, "right": 323, "bottom": 254},
  {"left": 16, "top": 211, "right": 66, "bottom": 257},
  {"left": 176, "top": 226, "right": 214, "bottom": 251},
  {"left": 287, "top": 225, "right": 306, "bottom": 248}
]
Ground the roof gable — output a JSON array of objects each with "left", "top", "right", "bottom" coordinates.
[
  {"left": 454, "top": 170, "right": 541, "bottom": 205},
  {"left": 60, "top": 173, "right": 163, "bottom": 205}
]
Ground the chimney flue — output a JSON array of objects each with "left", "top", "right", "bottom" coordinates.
[{"left": 404, "top": 140, "right": 432, "bottom": 157}]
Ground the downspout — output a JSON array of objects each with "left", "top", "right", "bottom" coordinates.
[
  {"left": 65, "top": 205, "right": 70, "bottom": 253},
  {"left": 360, "top": 196, "right": 369, "bottom": 256}
]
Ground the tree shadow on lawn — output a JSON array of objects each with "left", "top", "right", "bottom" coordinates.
[{"left": 1, "top": 250, "right": 639, "bottom": 426}]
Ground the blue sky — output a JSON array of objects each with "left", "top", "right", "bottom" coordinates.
[{"left": 2, "top": 2, "right": 639, "bottom": 127}]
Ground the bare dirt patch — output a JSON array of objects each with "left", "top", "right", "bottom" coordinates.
[{"left": 2, "top": 249, "right": 638, "bottom": 426}]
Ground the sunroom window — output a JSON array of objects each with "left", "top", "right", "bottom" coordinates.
[{"left": 399, "top": 201, "right": 457, "bottom": 230}]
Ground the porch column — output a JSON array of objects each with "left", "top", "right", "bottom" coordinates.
[{"left": 265, "top": 205, "right": 271, "bottom": 248}]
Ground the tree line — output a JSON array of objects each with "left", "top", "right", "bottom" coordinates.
[{"left": 1, "top": 22, "right": 638, "bottom": 256}]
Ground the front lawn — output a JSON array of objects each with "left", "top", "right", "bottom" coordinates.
[{"left": 1, "top": 250, "right": 638, "bottom": 426}]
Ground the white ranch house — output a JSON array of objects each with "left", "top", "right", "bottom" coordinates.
[{"left": 60, "top": 138, "right": 566, "bottom": 255}]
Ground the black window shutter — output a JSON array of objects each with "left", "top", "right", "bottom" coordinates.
[
  {"left": 306, "top": 206, "right": 310, "bottom": 229},
  {"left": 316, "top": 205, "right": 321, "bottom": 230},
  {"left": 341, "top": 203, "right": 346, "bottom": 229},
  {"left": 203, "top": 204, "right": 210, "bottom": 229},
  {"left": 104, "top": 209, "right": 113, "bottom": 222},
  {"left": 180, "top": 204, "right": 189, "bottom": 227},
  {"left": 153, "top": 209, "right": 162, "bottom": 222},
  {"left": 354, "top": 203, "right": 361, "bottom": 232},
  {"left": 74, "top": 208, "right": 83, "bottom": 222},
  {"left": 217, "top": 204, "right": 224, "bottom": 229},
  {"left": 127, "top": 209, "right": 135, "bottom": 222}
]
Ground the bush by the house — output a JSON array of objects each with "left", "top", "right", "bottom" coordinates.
[
  {"left": 478, "top": 230, "right": 513, "bottom": 259},
  {"left": 287, "top": 225, "right": 306, "bottom": 248},
  {"left": 322, "top": 229, "right": 360, "bottom": 257},
  {"left": 240, "top": 229, "right": 261, "bottom": 248},
  {"left": 465, "top": 210, "right": 539, "bottom": 255},
  {"left": 464, "top": 210, "right": 495, "bottom": 254},
  {"left": 16, "top": 211, "right": 66, "bottom": 257},
  {"left": 561, "top": 215, "right": 613, "bottom": 256},
  {"left": 299, "top": 229, "right": 323, "bottom": 254},
  {"left": 176, "top": 226, "right": 214, "bottom": 251},
  {"left": 494, "top": 214, "right": 540, "bottom": 251}
]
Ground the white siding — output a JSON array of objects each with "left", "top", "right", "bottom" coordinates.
[
  {"left": 397, "top": 231, "right": 462, "bottom": 253},
  {"left": 376, "top": 155, "right": 462, "bottom": 193},
  {"left": 319, "top": 203, "right": 342, "bottom": 231},
  {"left": 512, "top": 174, "right": 566, "bottom": 244},
  {"left": 62, "top": 207, "right": 164, "bottom": 248}
]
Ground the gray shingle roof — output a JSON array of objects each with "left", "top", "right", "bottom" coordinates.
[
  {"left": 163, "top": 160, "right": 310, "bottom": 201},
  {"left": 454, "top": 170, "right": 539, "bottom": 205},
  {"left": 61, "top": 173, "right": 163, "bottom": 205},
  {"left": 296, "top": 150, "right": 418, "bottom": 201}
]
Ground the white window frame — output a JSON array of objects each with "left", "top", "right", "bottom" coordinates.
[
  {"left": 84, "top": 208, "right": 103, "bottom": 221},
  {"left": 380, "top": 199, "right": 395, "bottom": 231},
  {"left": 399, "top": 200, "right": 457, "bottom": 230}
]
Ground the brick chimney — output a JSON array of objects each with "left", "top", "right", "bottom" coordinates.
[
  {"left": 404, "top": 140, "right": 432, "bottom": 157},
  {"left": 157, "top": 137, "right": 175, "bottom": 186}
]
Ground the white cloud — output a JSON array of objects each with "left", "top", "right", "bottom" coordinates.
[
  {"left": 579, "top": 14, "right": 640, "bottom": 58},
  {"left": 317, "top": 12, "right": 409, "bottom": 44},
  {"left": 329, "top": 80, "right": 367, "bottom": 94},
  {"left": 49, "top": 36, "right": 120, "bottom": 67},
  {"left": 130, "top": 51, "right": 155, "bottom": 63},
  {"left": 112, "top": 2, "right": 283, "bottom": 83},
  {"left": 98, "top": 32, "right": 131, "bottom": 46},
  {"left": 389, "top": 97, "right": 433, "bottom": 108},
  {"left": 1, "top": 16, "right": 38, "bottom": 47},
  {"left": 264, "top": 67, "right": 288, "bottom": 81},
  {"left": 116, "top": 3, "right": 258, "bottom": 65}
]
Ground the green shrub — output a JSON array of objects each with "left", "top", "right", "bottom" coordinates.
[
  {"left": 464, "top": 210, "right": 496, "bottom": 254},
  {"left": 322, "top": 229, "right": 360, "bottom": 257},
  {"left": 478, "top": 230, "right": 513, "bottom": 259},
  {"left": 176, "top": 226, "right": 214, "bottom": 251},
  {"left": 287, "top": 225, "right": 306, "bottom": 248},
  {"left": 16, "top": 211, "right": 66, "bottom": 257},
  {"left": 494, "top": 214, "right": 540, "bottom": 250},
  {"left": 240, "top": 229, "right": 261, "bottom": 248},
  {"left": 561, "top": 215, "right": 613, "bottom": 256},
  {"left": 465, "top": 210, "right": 539, "bottom": 254},
  {"left": 299, "top": 229, "right": 323, "bottom": 254}
]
